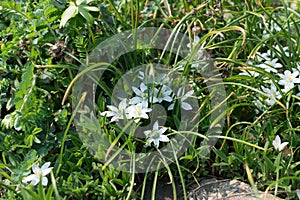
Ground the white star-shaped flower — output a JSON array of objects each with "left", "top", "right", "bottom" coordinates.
[
  {"left": 258, "top": 58, "right": 283, "bottom": 73},
  {"left": 272, "top": 135, "right": 288, "bottom": 151},
  {"left": 274, "top": 45, "right": 291, "bottom": 57},
  {"left": 130, "top": 82, "right": 158, "bottom": 107},
  {"left": 292, "top": 64, "right": 300, "bottom": 74},
  {"left": 278, "top": 70, "right": 300, "bottom": 92},
  {"left": 261, "top": 83, "right": 281, "bottom": 105},
  {"left": 156, "top": 85, "right": 173, "bottom": 103},
  {"left": 144, "top": 121, "right": 169, "bottom": 148},
  {"left": 126, "top": 103, "right": 152, "bottom": 123},
  {"left": 101, "top": 99, "right": 129, "bottom": 122},
  {"left": 168, "top": 87, "right": 193, "bottom": 110},
  {"left": 22, "top": 162, "right": 53, "bottom": 186},
  {"left": 256, "top": 51, "right": 271, "bottom": 62}
]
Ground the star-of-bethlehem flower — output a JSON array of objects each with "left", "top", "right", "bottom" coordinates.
[
  {"left": 261, "top": 83, "right": 281, "bottom": 106},
  {"left": 258, "top": 58, "right": 283, "bottom": 73},
  {"left": 272, "top": 135, "right": 289, "bottom": 151},
  {"left": 256, "top": 51, "right": 271, "bottom": 62},
  {"left": 278, "top": 70, "right": 300, "bottom": 93},
  {"left": 156, "top": 85, "right": 173, "bottom": 103},
  {"left": 101, "top": 98, "right": 129, "bottom": 122},
  {"left": 144, "top": 121, "right": 169, "bottom": 148},
  {"left": 130, "top": 82, "right": 158, "bottom": 107},
  {"left": 126, "top": 103, "right": 152, "bottom": 123},
  {"left": 168, "top": 87, "right": 193, "bottom": 111},
  {"left": 22, "top": 162, "right": 53, "bottom": 186}
]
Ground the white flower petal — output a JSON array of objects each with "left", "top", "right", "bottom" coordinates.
[
  {"left": 159, "top": 135, "right": 169, "bottom": 142},
  {"left": 101, "top": 111, "right": 111, "bottom": 117},
  {"left": 32, "top": 164, "right": 40, "bottom": 174},
  {"left": 158, "top": 127, "right": 168, "bottom": 135},
  {"left": 181, "top": 102, "right": 192, "bottom": 110},
  {"left": 272, "top": 135, "right": 289, "bottom": 151},
  {"left": 168, "top": 103, "right": 174, "bottom": 110},
  {"left": 42, "top": 177, "right": 48, "bottom": 186},
  {"left": 279, "top": 142, "right": 289, "bottom": 151},
  {"left": 153, "top": 121, "right": 159, "bottom": 130},
  {"left": 138, "top": 71, "right": 144, "bottom": 80},
  {"left": 110, "top": 116, "right": 119, "bottom": 122},
  {"left": 293, "top": 71, "right": 299, "bottom": 77},
  {"left": 274, "top": 135, "right": 281, "bottom": 144},
  {"left": 132, "top": 86, "right": 142, "bottom": 96},
  {"left": 130, "top": 97, "right": 142, "bottom": 105},
  {"left": 261, "top": 86, "right": 270, "bottom": 94},
  {"left": 41, "top": 162, "right": 51, "bottom": 171},
  {"left": 162, "top": 96, "right": 173, "bottom": 102},
  {"left": 265, "top": 99, "right": 275, "bottom": 106},
  {"left": 274, "top": 63, "right": 282, "bottom": 68},
  {"left": 147, "top": 137, "right": 155, "bottom": 143},
  {"left": 140, "top": 112, "right": 149, "bottom": 119},
  {"left": 107, "top": 105, "right": 118, "bottom": 113},
  {"left": 31, "top": 177, "right": 40, "bottom": 186},
  {"left": 133, "top": 118, "right": 141, "bottom": 123},
  {"left": 294, "top": 78, "right": 300, "bottom": 84},
  {"left": 144, "top": 130, "right": 151, "bottom": 137},
  {"left": 22, "top": 174, "right": 38, "bottom": 183},
  {"left": 278, "top": 80, "right": 285, "bottom": 85},
  {"left": 41, "top": 167, "right": 53, "bottom": 176},
  {"left": 185, "top": 90, "right": 194, "bottom": 97},
  {"left": 141, "top": 100, "right": 148, "bottom": 108},
  {"left": 150, "top": 96, "right": 159, "bottom": 103},
  {"left": 153, "top": 139, "right": 160, "bottom": 147},
  {"left": 119, "top": 99, "right": 128, "bottom": 109},
  {"left": 140, "top": 82, "right": 147, "bottom": 92}
]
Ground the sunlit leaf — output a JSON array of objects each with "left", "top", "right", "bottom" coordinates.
[
  {"left": 82, "top": 5, "right": 99, "bottom": 12},
  {"left": 59, "top": 2, "right": 78, "bottom": 28}
]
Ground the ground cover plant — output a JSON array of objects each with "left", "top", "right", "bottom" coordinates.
[{"left": 0, "top": 0, "right": 300, "bottom": 199}]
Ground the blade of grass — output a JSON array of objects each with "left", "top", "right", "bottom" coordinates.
[
  {"left": 56, "top": 92, "right": 87, "bottom": 176},
  {"left": 171, "top": 141, "right": 187, "bottom": 200}
]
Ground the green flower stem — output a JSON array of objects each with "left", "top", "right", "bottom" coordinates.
[{"left": 275, "top": 152, "right": 282, "bottom": 196}]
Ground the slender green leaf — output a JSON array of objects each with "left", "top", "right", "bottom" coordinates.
[{"left": 78, "top": 5, "right": 93, "bottom": 24}]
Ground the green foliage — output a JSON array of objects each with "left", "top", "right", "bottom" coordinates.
[{"left": 0, "top": 0, "right": 300, "bottom": 199}]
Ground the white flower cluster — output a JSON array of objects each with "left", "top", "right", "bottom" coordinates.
[
  {"left": 239, "top": 44, "right": 300, "bottom": 109},
  {"left": 101, "top": 71, "right": 194, "bottom": 148}
]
